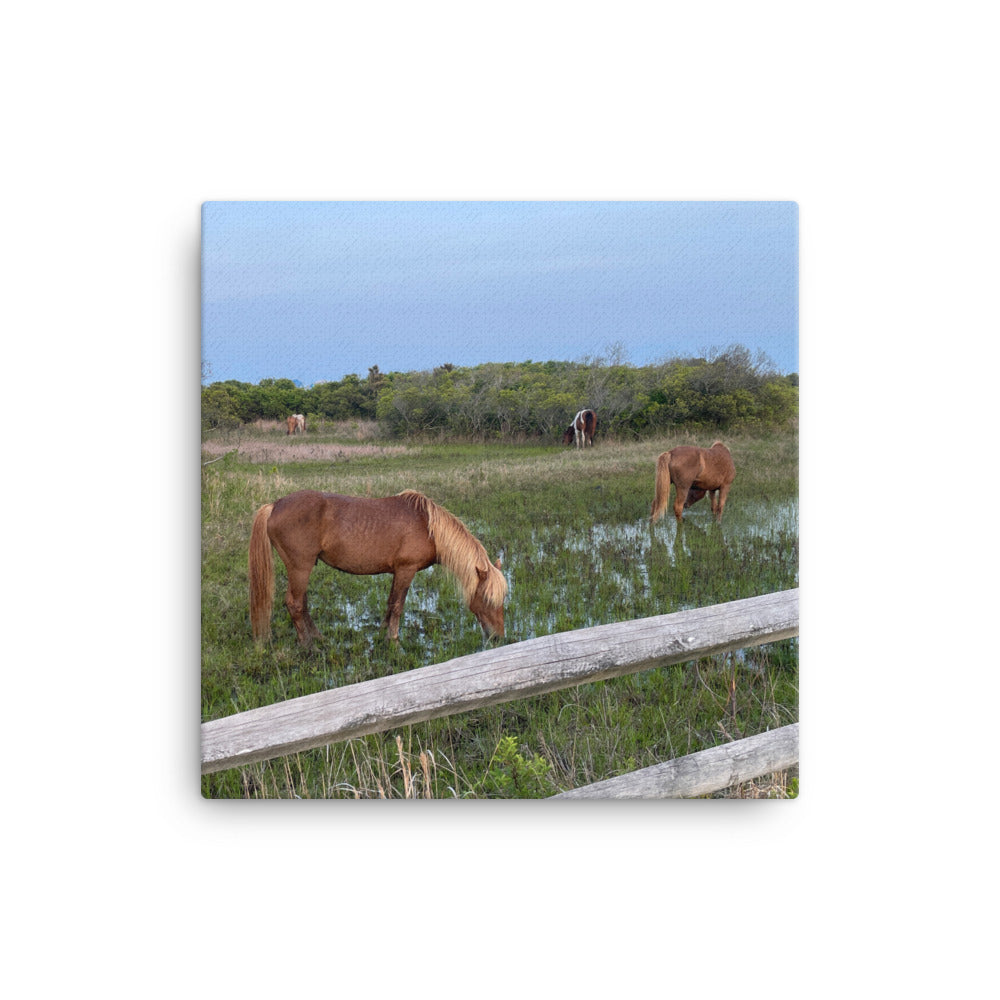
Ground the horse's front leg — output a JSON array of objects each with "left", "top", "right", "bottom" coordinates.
[{"left": 383, "top": 566, "right": 419, "bottom": 641}]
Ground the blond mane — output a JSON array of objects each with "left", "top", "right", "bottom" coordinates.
[{"left": 397, "top": 490, "right": 507, "bottom": 608}]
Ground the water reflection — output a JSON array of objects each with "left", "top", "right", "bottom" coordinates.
[{"left": 509, "top": 497, "right": 799, "bottom": 638}]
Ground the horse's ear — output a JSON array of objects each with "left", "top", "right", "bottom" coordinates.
[
  {"left": 495, "top": 557, "right": 502, "bottom": 569},
  {"left": 476, "top": 564, "right": 488, "bottom": 581}
]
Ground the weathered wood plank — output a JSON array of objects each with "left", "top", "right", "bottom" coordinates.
[
  {"left": 202, "top": 588, "right": 798, "bottom": 774},
  {"left": 551, "top": 723, "right": 799, "bottom": 799}
]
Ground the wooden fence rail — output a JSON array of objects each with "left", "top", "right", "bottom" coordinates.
[
  {"left": 202, "top": 588, "right": 798, "bottom": 778},
  {"left": 552, "top": 723, "right": 799, "bottom": 798}
]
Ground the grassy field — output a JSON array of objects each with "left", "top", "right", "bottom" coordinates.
[{"left": 201, "top": 421, "right": 799, "bottom": 798}]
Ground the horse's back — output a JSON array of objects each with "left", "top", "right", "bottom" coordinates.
[
  {"left": 271, "top": 491, "right": 434, "bottom": 574},
  {"left": 666, "top": 445, "right": 704, "bottom": 472},
  {"left": 666, "top": 443, "right": 734, "bottom": 486},
  {"left": 708, "top": 442, "right": 736, "bottom": 481},
  {"left": 270, "top": 490, "right": 331, "bottom": 525}
]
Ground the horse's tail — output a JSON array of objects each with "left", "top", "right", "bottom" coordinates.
[
  {"left": 248, "top": 503, "right": 276, "bottom": 641},
  {"left": 650, "top": 451, "right": 672, "bottom": 522}
]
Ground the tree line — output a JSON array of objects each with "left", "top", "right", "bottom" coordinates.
[{"left": 201, "top": 344, "right": 798, "bottom": 439}]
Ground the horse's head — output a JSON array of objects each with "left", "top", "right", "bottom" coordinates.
[
  {"left": 684, "top": 487, "right": 708, "bottom": 509},
  {"left": 562, "top": 426, "right": 574, "bottom": 445},
  {"left": 470, "top": 557, "right": 506, "bottom": 640}
]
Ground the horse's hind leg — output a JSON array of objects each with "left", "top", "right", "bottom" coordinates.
[
  {"left": 299, "top": 589, "right": 322, "bottom": 641},
  {"left": 673, "top": 478, "right": 691, "bottom": 522},
  {"left": 284, "top": 564, "right": 321, "bottom": 645}
]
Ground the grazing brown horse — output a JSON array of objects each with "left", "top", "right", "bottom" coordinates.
[
  {"left": 249, "top": 489, "right": 507, "bottom": 645},
  {"left": 650, "top": 441, "right": 736, "bottom": 524},
  {"left": 562, "top": 408, "right": 597, "bottom": 448},
  {"left": 286, "top": 414, "right": 306, "bottom": 435}
]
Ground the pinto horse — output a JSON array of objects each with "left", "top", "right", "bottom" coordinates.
[
  {"left": 562, "top": 409, "right": 597, "bottom": 448},
  {"left": 650, "top": 441, "right": 736, "bottom": 524},
  {"left": 286, "top": 414, "right": 306, "bottom": 435},
  {"left": 249, "top": 489, "right": 507, "bottom": 645}
]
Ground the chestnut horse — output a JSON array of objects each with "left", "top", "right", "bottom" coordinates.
[
  {"left": 650, "top": 441, "right": 736, "bottom": 524},
  {"left": 249, "top": 489, "right": 507, "bottom": 645},
  {"left": 286, "top": 414, "right": 306, "bottom": 435},
  {"left": 562, "top": 409, "right": 597, "bottom": 448}
]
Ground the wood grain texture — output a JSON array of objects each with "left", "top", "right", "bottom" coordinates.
[
  {"left": 552, "top": 723, "right": 799, "bottom": 798},
  {"left": 202, "top": 588, "right": 798, "bottom": 774}
]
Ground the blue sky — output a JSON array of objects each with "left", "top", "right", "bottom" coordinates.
[{"left": 201, "top": 201, "right": 797, "bottom": 385}]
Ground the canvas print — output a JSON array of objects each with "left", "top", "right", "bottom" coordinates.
[{"left": 201, "top": 201, "right": 799, "bottom": 799}]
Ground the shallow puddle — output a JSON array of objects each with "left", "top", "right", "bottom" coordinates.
[
  {"left": 291, "top": 496, "right": 798, "bottom": 649},
  {"left": 504, "top": 497, "right": 799, "bottom": 639}
]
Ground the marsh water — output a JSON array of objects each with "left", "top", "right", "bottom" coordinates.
[
  {"left": 304, "top": 496, "right": 798, "bottom": 664},
  {"left": 503, "top": 497, "right": 798, "bottom": 638}
]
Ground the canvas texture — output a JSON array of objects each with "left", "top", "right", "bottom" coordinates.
[{"left": 201, "top": 201, "right": 799, "bottom": 799}]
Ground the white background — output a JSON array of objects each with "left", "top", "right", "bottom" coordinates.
[{"left": 5, "top": 2, "right": 995, "bottom": 994}]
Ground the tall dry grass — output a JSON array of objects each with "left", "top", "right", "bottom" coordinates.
[
  {"left": 234, "top": 734, "right": 469, "bottom": 799},
  {"left": 201, "top": 439, "right": 412, "bottom": 463}
]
